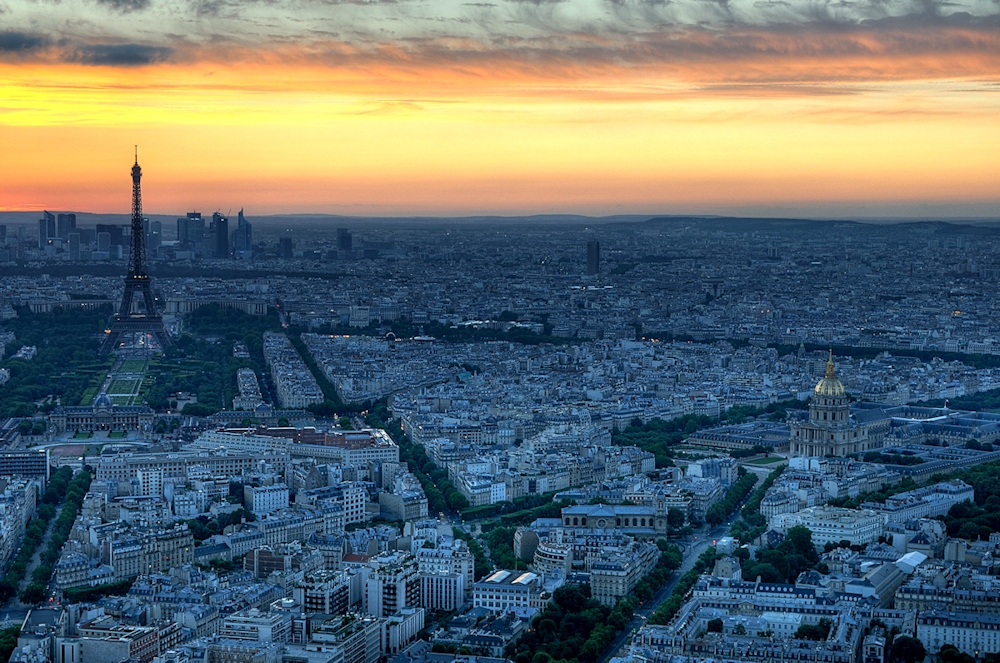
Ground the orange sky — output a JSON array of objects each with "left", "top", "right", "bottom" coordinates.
[{"left": 1, "top": 4, "right": 999, "bottom": 217}]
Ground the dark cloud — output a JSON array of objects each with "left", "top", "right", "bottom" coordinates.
[
  {"left": 96, "top": 0, "right": 152, "bottom": 11},
  {"left": 68, "top": 43, "right": 173, "bottom": 65},
  {"left": 0, "top": 30, "right": 50, "bottom": 52},
  {"left": 192, "top": 0, "right": 227, "bottom": 16}
]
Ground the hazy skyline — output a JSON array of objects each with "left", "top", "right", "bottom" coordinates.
[{"left": 1, "top": 0, "right": 999, "bottom": 217}]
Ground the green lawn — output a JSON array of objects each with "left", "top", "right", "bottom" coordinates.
[
  {"left": 749, "top": 456, "right": 785, "bottom": 465},
  {"left": 119, "top": 360, "right": 147, "bottom": 373},
  {"left": 108, "top": 379, "right": 140, "bottom": 395},
  {"left": 80, "top": 387, "right": 99, "bottom": 406},
  {"left": 107, "top": 431, "right": 127, "bottom": 439},
  {"left": 73, "top": 431, "right": 93, "bottom": 439}
]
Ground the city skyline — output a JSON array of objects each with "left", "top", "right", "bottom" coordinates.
[
  {"left": 5, "top": 0, "right": 1000, "bottom": 649},
  {"left": 6, "top": 158, "right": 1000, "bottom": 663},
  {"left": 1, "top": 0, "right": 999, "bottom": 217}
]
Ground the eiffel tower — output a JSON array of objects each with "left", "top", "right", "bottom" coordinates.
[{"left": 99, "top": 151, "right": 171, "bottom": 354}]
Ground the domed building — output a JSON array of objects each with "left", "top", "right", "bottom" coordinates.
[
  {"left": 51, "top": 392, "right": 155, "bottom": 434},
  {"left": 789, "top": 353, "right": 889, "bottom": 457}
]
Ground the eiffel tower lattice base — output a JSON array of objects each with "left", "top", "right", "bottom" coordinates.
[{"left": 100, "top": 275, "right": 171, "bottom": 354}]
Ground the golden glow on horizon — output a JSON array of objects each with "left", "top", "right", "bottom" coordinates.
[{"left": 1, "top": 60, "right": 999, "bottom": 216}]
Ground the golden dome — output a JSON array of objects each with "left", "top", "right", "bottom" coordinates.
[{"left": 814, "top": 351, "right": 845, "bottom": 397}]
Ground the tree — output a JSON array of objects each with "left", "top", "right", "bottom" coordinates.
[
  {"left": 742, "top": 561, "right": 784, "bottom": 583},
  {"left": 553, "top": 584, "right": 590, "bottom": 613},
  {"left": 707, "top": 618, "right": 723, "bottom": 633},
  {"left": 19, "top": 583, "right": 47, "bottom": 605},
  {"left": 733, "top": 624, "right": 747, "bottom": 636},
  {"left": 0, "top": 626, "right": 21, "bottom": 663},
  {"left": 937, "top": 645, "right": 976, "bottom": 663},
  {"left": 667, "top": 507, "right": 686, "bottom": 529},
  {"left": 446, "top": 491, "right": 470, "bottom": 511},
  {"left": 705, "top": 504, "right": 725, "bottom": 526},
  {"left": 958, "top": 521, "right": 982, "bottom": 541},
  {"left": 890, "top": 636, "right": 927, "bottom": 663},
  {"left": 795, "top": 618, "right": 833, "bottom": 641}
]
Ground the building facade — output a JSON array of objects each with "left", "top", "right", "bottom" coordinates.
[{"left": 789, "top": 355, "right": 889, "bottom": 457}]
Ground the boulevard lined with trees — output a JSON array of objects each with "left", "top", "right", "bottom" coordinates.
[
  {"left": 0, "top": 467, "right": 90, "bottom": 605},
  {"left": 509, "top": 543, "right": 683, "bottom": 663},
  {"left": 20, "top": 469, "right": 92, "bottom": 604}
]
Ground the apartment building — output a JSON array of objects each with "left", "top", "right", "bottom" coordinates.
[
  {"left": 473, "top": 570, "right": 549, "bottom": 612},
  {"left": 771, "top": 506, "right": 886, "bottom": 548}
]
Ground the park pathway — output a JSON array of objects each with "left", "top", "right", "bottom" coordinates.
[{"left": 95, "top": 356, "right": 124, "bottom": 400}]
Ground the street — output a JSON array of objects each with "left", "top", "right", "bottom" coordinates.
[{"left": 597, "top": 516, "right": 738, "bottom": 663}]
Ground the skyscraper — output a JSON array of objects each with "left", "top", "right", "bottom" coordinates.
[
  {"left": 57, "top": 213, "right": 76, "bottom": 239},
  {"left": 68, "top": 232, "right": 81, "bottom": 261},
  {"left": 148, "top": 220, "right": 162, "bottom": 259},
  {"left": 96, "top": 223, "right": 125, "bottom": 248},
  {"left": 587, "top": 240, "right": 600, "bottom": 275},
  {"left": 97, "top": 231, "right": 111, "bottom": 254},
  {"left": 188, "top": 213, "right": 205, "bottom": 246},
  {"left": 337, "top": 228, "right": 353, "bottom": 253},
  {"left": 178, "top": 212, "right": 204, "bottom": 251},
  {"left": 42, "top": 211, "right": 56, "bottom": 240},
  {"left": 279, "top": 237, "right": 294, "bottom": 260},
  {"left": 213, "top": 212, "right": 229, "bottom": 258},
  {"left": 233, "top": 208, "right": 253, "bottom": 259}
]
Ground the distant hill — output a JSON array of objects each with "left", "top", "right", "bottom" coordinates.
[
  {"left": 643, "top": 216, "right": 1000, "bottom": 235},
  {"left": 2, "top": 211, "right": 997, "bottom": 231}
]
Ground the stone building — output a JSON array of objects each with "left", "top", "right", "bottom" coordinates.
[
  {"left": 52, "top": 393, "right": 155, "bottom": 434},
  {"left": 789, "top": 354, "right": 889, "bottom": 457}
]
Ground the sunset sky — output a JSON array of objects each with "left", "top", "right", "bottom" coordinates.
[{"left": 1, "top": 0, "right": 998, "bottom": 217}]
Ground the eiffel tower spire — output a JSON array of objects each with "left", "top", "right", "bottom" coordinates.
[{"left": 100, "top": 150, "right": 171, "bottom": 354}]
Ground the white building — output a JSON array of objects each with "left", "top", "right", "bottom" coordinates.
[
  {"left": 386, "top": 607, "right": 426, "bottom": 654},
  {"left": 245, "top": 484, "right": 290, "bottom": 516},
  {"left": 416, "top": 544, "right": 475, "bottom": 599},
  {"left": 365, "top": 552, "right": 420, "bottom": 619},
  {"left": 456, "top": 473, "right": 507, "bottom": 507},
  {"left": 136, "top": 469, "right": 163, "bottom": 498},
  {"left": 336, "top": 484, "right": 368, "bottom": 525},
  {"left": 420, "top": 570, "right": 465, "bottom": 611},
  {"left": 191, "top": 429, "right": 290, "bottom": 456},
  {"left": 218, "top": 608, "right": 291, "bottom": 643},
  {"left": 771, "top": 505, "right": 886, "bottom": 548},
  {"left": 473, "top": 570, "right": 548, "bottom": 612},
  {"left": 861, "top": 480, "right": 976, "bottom": 523},
  {"left": 917, "top": 610, "right": 1000, "bottom": 657},
  {"left": 263, "top": 332, "right": 324, "bottom": 409}
]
